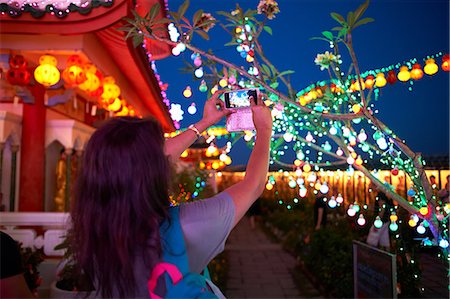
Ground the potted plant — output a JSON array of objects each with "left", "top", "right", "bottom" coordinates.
[{"left": 49, "top": 235, "right": 95, "bottom": 298}]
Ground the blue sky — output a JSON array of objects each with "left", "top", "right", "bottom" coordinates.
[{"left": 156, "top": 0, "right": 449, "bottom": 165}]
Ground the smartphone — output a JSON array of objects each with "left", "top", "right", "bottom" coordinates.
[
  {"left": 224, "top": 89, "right": 258, "bottom": 132},
  {"left": 224, "top": 89, "right": 257, "bottom": 109}
]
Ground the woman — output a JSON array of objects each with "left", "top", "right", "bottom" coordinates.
[{"left": 70, "top": 91, "right": 272, "bottom": 298}]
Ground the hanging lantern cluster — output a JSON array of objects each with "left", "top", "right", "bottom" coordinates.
[
  {"left": 4, "top": 54, "right": 135, "bottom": 116},
  {"left": 6, "top": 55, "right": 31, "bottom": 86},
  {"left": 234, "top": 23, "right": 255, "bottom": 63},
  {"left": 296, "top": 53, "right": 448, "bottom": 108}
]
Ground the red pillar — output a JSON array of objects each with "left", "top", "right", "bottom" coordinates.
[{"left": 18, "top": 84, "right": 46, "bottom": 211}]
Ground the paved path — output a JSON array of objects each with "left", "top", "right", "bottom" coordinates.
[{"left": 223, "top": 217, "right": 323, "bottom": 299}]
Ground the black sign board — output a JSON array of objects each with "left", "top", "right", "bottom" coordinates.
[{"left": 353, "top": 240, "right": 397, "bottom": 298}]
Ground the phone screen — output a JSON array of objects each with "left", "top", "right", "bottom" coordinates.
[{"left": 224, "top": 89, "right": 257, "bottom": 108}]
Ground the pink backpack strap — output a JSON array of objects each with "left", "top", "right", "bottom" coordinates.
[{"left": 148, "top": 262, "right": 183, "bottom": 299}]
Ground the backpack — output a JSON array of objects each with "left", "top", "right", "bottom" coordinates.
[{"left": 148, "top": 206, "right": 219, "bottom": 299}]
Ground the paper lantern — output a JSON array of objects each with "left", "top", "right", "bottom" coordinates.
[
  {"left": 107, "top": 98, "right": 122, "bottom": 112},
  {"left": 386, "top": 70, "right": 397, "bottom": 84},
  {"left": 364, "top": 75, "right": 375, "bottom": 88},
  {"left": 34, "top": 55, "right": 60, "bottom": 87},
  {"left": 101, "top": 76, "right": 120, "bottom": 100},
  {"left": 115, "top": 104, "right": 129, "bottom": 117},
  {"left": 441, "top": 54, "right": 449, "bottom": 72},
  {"left": 79, "top": 71, "right": 101, "bottom": 93},
  {"left": 375, "top": 73, "right": 387, "bottom": 87},
  {"left": 6, "top": 55, "right": 31, "bottom": 86},
  {"left": 62, "top": 64, "right": 86, "bottom": 86},
  {"left": 424, "top": 58, "right": 438, "bottom": 75},
  {"left": 397, "top": 66, "right": 410, "bottom": 82},
  {"left": 410, "top": 63, "right": 423, "bottom": 80}
]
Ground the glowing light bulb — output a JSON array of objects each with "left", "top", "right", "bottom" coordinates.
[
  {"left": 336, "top": 194, "right": 343, "bottom": 203},
  {"left": 357, "top": 214, "right": 366, "bottom": 226},
  {"left": 397, "top": 66, "right": 411, "bottom": 82},
  {"left": 375, "top": 72, "right": 387, "bottom": 87},
  {"left": 424, "top": 58, "right": 438, "bottom": 75},
  {"left": 303, "top": 163, "right": 311, "bottom": 173},
  {"left": 352, "top": 104, "right": 361, "bottom": 114},
  {"left": 183, "top": 86, "right": 192, "bottom": 98},
  {"left": 283, "top": 132, "right": 294, "bottom": 142},
  {"left": 219, "top": 78, "right": 228, "bottom": 87},
  {"left": 357, "top": 129, "right": 367, "bottom": 142},
  {"left": 416, "top": 224, "right": 426, "bottom": 235},
  {"left": 194, "top": 68, "right": 204, "bottom": 78},
  {"left": 336, "top": 148, "right": 343, "bottom": 156},
  {"left": 347, "top": 206, "right": 356, "bottom": 217},
  {"left": 419, "top": 206, "right": 428, "bottom": 215},
  {"left": 389, "top": 222, "right": 398, "bottom": 231},
  {"left": 299, "top": 186, "right": 307, "bottom": 197},
  {"left": 328, "top": 197, "right": 337, "bottom": 208},
  {"left": 320, "top": 182, "right": 329, "bottom": 194},
  {"left": 390, "top": 214, "right": 398, "bottom": 222},
  {"left": 410, "top": 63, "right": 424, "bottom": 80},
  {"left": 329, "top": 126, "right": 338, "bottom": 135},
  {"left": 374, "top": 216, "right": 383, "bottom": 229},
  {"left": 305, "top": 132, "right": 313, "bottom": 142},
  {"left": 347, "top": 156, "right": 355, "bottom": 165},
  {"left": 266, "top": 183, "right": 273, "bottom": 191},
  {"left": 187, "top": 103, "right": 197, "bottom": 115},
  {"left": 439, "top": 239, "right": 449, "bottom": 249}
]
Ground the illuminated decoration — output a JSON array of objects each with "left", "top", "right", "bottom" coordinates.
[
  {"left": 442, "top": 54, "right": 449, "bottom": 71},
  {"left": 6, "top": 54, "right": 31, "bottom": 86},
  {"left": 410, "top": 63, "right": 424, "bottom": 80},
  {"left": 302, "top": 163, "right": 311, "bottom": 172},
  {"left": 0, "top": 0, "right": 113, "bottom": 18},
  {"left": 79, "top": 64, "right": 101, "bottom": 94},
  {"left": 219, "top": 78, "right": 228, "bottom": 87},
  {"left": 101, "top": 76, "right": 121, "bottom": 102},
  {"left": 169, "top": 103, "right": 184, "bottom": 122},
  {"left": 34, "top": 54, "right": 60, "bottom": 87},
  {"left": 199, "top": 80, "right": 208, "bottom": 92},
  {"left": 386, "top": 70, "right": 397, "bottom": 84},
  {"left": 210, "top": 85, "right": 219, "bottom": 95},
  {"left": 328, "top": 197, "right": 337, "bottom": 208},
  {"left": 357, "top": 214, "right": 366, "bottom": 226},
  {"left": 180, "top": 150, "right": 189, "bottom": 158},
  {"left": 416, "top": 224, "right": 426, "bottom": 235},
  {"left": 347, "top": 205, "right": 356, "bottom": 217},
  {"left": 389, "top": 222, "right": 398, "bottom": 232},
  {"left": 375, "top": 72, "right": 387, "bottom": 87},
  {"left": 364, "top": 75, "right": 374, "bottom": 89},
  {"left": 439, "top": 239, "right": 449, "bottom": 249},
  {"left": 62, "top": 55, "right": 86, "bottom": 86},
  {"left": 194, "top": 68, "right": 204, "bottom": 78},
  {"left": 419, "top": 206, "right": 429, "bottom": 216},
  {"left": 187, "top": 103, "right": 197, "bottom": 115},
  {"left": 407, "top": 188, "right": 416, "bottom": 197},
  {"left": 424, "top": 58, "right": 438, "bottom": 75},
  {"left": 183, "top": 86, "right": 192, "bottom": 98},
  {"left": 397, "top": 66, "right": 410, "bottom": 82},
  {"left": 352, "top": 104, "right": 361, "bottom": 114},
  {"left": 107, "top": 98, "right": 122, "bottom": 112},
  {"left": 374, "top": 216, "right": 383, "bottom": 229},
  {"left": 391, "top": 166, "right": 399, "bottom": 176}
]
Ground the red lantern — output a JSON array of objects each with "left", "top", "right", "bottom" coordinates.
[
  {"left": 6, "top": 55, "right": 31, "bottom": 86},
  {"left": 62, "top": 65, "right": 87, "bottom": 86},
  {"left": 66, "top": 55, "right": 83, "bottom": 67},
  {"left": 6, "top": 69, "right": 31, "bottom": 86},
  {"left": 410, "top": 63, "right": 423, "bottom": 80},
  {"left": 9, "top": 55, "right": 27, "bottom": 69},
  {"left": 442, "top": 54, "right": 449, "bottom": 72},
  {"left": 386, "top": 70, "right": 397, "bottom": 84},
  {"left": 391, "top": 166, "right": 399, "bottom": 176}
]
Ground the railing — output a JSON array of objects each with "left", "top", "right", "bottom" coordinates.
[{"left": 0, "top": 212, "right": 70, "bottom": 256}]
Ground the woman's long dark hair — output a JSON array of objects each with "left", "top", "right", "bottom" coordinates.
[{"left": 70, "top": 116, "right": 170, "bottom": 298}]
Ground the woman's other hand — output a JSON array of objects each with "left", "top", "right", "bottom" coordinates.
[{"left": 200, "top": 91, "right": 232, "bottom": 128}]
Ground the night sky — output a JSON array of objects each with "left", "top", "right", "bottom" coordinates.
[{"left": 156, "top": 0, "right": 449, "bottom": 165}]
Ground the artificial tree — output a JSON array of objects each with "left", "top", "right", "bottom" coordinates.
[{"left": 121, "top": 0, "right": 448, "bottom": 256}]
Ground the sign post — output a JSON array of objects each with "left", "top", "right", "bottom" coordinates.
[{"left": 353, "top": 240, "right": 397, "bottom": 298}]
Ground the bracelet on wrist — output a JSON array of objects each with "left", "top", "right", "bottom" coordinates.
[{"left": 187, "top": 124, "right": 201, "bottom": 138}]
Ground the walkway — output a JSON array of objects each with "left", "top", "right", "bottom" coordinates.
[{"left": 223, "top": 217, "right": 323, "bottom": 299}]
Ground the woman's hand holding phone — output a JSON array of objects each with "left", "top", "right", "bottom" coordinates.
[{"left": 250, "top": 92, "right": 272, "bottom": 134}]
